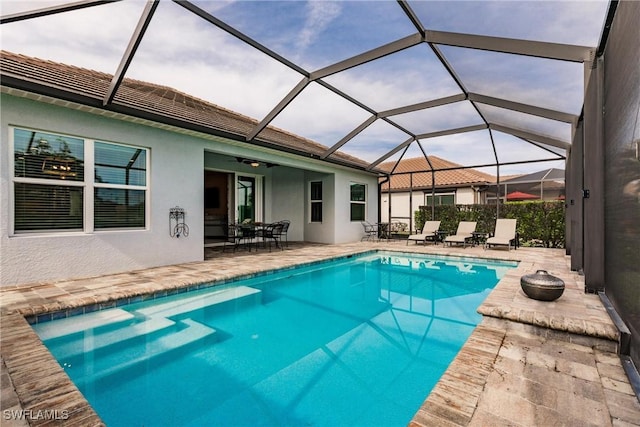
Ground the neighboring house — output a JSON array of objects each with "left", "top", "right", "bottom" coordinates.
[
  {"left": 0, "top": 52, "right": 379, "bottom": 287},
  {"left": 378, "top": 156, "right": 495, "bottom": 230},
  {"left": 499, "top": 168, "right": 566, "bottom": 202}
]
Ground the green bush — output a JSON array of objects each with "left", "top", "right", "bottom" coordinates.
[{"left": 416, "top": 201, "right": 565, "bottom": 248}]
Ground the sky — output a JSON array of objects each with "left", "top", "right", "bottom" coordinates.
[{"left": 0, "top": 0, "right": 611, "bottom": 175}]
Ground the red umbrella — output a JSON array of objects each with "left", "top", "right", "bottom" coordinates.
[{"left": 506, "top": 191, "right": 539, "bottom": 201}]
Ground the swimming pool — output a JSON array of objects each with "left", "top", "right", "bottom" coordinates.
[{"left": 33, "top": 251, "right": 516, "bottom": 426}]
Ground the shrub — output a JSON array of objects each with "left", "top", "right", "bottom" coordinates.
[{"left": 416, "top": 201, "right": 565, "bottom": 248}]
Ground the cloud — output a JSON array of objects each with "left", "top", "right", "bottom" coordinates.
[
  {"left": 296, "top": 1, "right": 343, "bottom": 52},
  {"left": 410, "top": 0, "right": 608, "bottom": 46},
  {"left": 0, "top": 1, "right": 145, "bottom": 73}
]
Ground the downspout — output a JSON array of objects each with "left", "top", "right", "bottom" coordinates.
[
  {"left": 409, "top": 173, "right": 413, "bottom": 232},
  {"left": 431, "top": 170, "right": 436, "bottom": 220},
  {"left": 387, "top": 176, "right": 392, "bottom": 228},
  {"left": 378, "top": 174, "right": 390, "bottom": 226},
  {"left": 489, "top": 129, "right": 500, "bottom": 218},
  {"left": 416, "top": 140, "right": 436, "bottom": 220}
]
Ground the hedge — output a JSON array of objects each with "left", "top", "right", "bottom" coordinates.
[{"left": 416, "top": 201, "right": 565, "bottom": 248}]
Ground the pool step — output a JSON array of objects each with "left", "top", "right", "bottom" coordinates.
[
  {"left": 134, "top": 285, "right": 262, "bottom": 318},
  {"left": 34, "top": 309, "right": 135, "bottom": 341},
  {"left": 75, "top": 318, "right": 216, "bottom": 386},
  {"left": 41, "top": 286, "right": 262, "bottom": 386},
  {"left": 49, "top": 316, "right": 176, "bottom": 359}
]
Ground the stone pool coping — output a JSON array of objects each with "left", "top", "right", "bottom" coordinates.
[{"left": 1, "top": 242, "right": 638, "bottom": 426}]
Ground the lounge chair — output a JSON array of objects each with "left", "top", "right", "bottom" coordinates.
[
  {"left": 444, "top": 221, "right": 477, "bottom": 248},
  {"left": 485, "top": 218, "right": 518, "bottom": 250},
  {"left": 407, "top": 221, "right": 441, "bottom": 245}
]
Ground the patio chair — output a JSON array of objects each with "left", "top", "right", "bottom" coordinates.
[
  {"left": 259, "top": 222, "right": 284, "bottom": 251},
  {"left": 485, "top": 218, "right": 518, "bottom": 250},
  {"left": 277, "top": 220, "right": 290, "bottom": 248},
  {"left": 444, "top": 221, "right": 477, "bottom": 248},
  {"left": 227, "top": 223, "right": 258, "bottom": 251},
  {"left": 223, "top": 224, "right": 243, "bottom": 252},
  {"left": 361, "top": 221, "right": 378, "bottom": 241},
  {"left": 407, "top": 221, "right": 441, "bottom": 245}
]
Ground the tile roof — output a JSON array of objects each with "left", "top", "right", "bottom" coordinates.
[
  {"left": 379, "top": 156, "right": 497, "bottom": 191},
  {"left": 0, "top": 51, "right": 369, "bottom": 170}
]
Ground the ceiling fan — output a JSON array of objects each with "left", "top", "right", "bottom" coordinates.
[{"left": 235, "top": 157, "right": 278, "bottom": 168}]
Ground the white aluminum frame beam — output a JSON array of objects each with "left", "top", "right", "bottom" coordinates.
[
  {"left": 0, "top": 0, "right": 116, "bottom": 24},
  {"left": 246, "top": 78, "right": 310, "bottom": 141},
  {"left": 469, "top": 93, "right": 578, "bottom": 125},
  {"left": 368, "top": 137, "right": 415, "bottom": 170},
  {"left": 310, "top": 33, "right": 423, "bottom": 80},
  {"left": 415, "top": 123, "right": 487, "bottom": 140},
  {"left": 321, "top": 116, "right": 378, "bottom": 159},
  {"left": 379, "top": 93, "right": 467, "bottom": 118},
  {"left": 490, "top": 123, "right": 570, "bottom": 150},
  {"left": 104, "top": 0, "right": 158, "bottom": 106},
  {"left": 425, "top": 30, "right": 595, "bottom": 63}
]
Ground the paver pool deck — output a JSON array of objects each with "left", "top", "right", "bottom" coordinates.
[{"left": 1, "top": 241, "right": 639, "bottom": 426}]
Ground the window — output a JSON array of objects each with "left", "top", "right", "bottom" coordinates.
[
  {"left": 425, "top": 192, "right": 455, "bottom": 206},
  {"left": 350, "top": 183, "right": 366, "bottom": 221},
  {"left": 310, "top": 181, "right": 322, "bottom": 222},
  {"left": 94, "top": 142, "right": 147, "bottom": 229},
  {"left": 11, "top": 127, "right": 148, "bottom": 234}
]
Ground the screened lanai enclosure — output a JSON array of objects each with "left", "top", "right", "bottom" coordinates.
[
  {"left": 1, "top": 0, "right": 604, "bottom": 175},
  {"left": 1, "top": 0, "right": 639, "bottom": 398}
]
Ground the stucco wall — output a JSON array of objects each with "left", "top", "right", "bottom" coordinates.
[
  {"left": 270, "top": 167, "right": 305, "bottom": 242},
  {"left": 381, "top": 192, "right": 421, "bottom": 230},
  {"left": 1, "top": 94, "right": 379, "bottom": 286},
  {"left": 456, "top": 188, "right": 475, "bottom": 204},
  {"left": 304, "top": 172, "right": 335, "bottom": 244},
  {"left": 334, "top": 172, "right": 379, "bottom": 243},
  {"left": 1, "top": 95, "right": 204, "bottom": 286}
]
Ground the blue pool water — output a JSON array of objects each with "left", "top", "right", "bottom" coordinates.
[{"left": 34, "top": 252, "right": 516, "bottom": 426}]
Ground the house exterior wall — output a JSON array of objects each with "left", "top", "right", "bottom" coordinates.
[
  {"left": 381, "top": 187, "right": 477, "bottom": 229},
  {"left": 334, "top": 172, "right": 379, "bottom": 243},
  {"left": 304, "top": 172, "right": 335, "bottom": 243},
  {"left": 270, "top": 167, "right": 305, "bottom": 243},
  {"left": 380, "top": 192, "right": 422, "bottom": 230},
  {"left": 1, "top": 95, "right": 204, "bottom": 287},
  {"left": 0, "top": 94, "right": 378, "bottom": 286},
  {"left": 456, "top": 188, "right": 475, "bottom": 204}
]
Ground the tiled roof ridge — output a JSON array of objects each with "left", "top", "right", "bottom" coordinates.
[
  {"left": 0, "top": 50, "right": 369, "bottom": 168},
  {"left": 378, "top": 155, "right": 506, "bottom": 190},
  {"left": 380, "top": 155, "right": 495, "bottom": 179}
]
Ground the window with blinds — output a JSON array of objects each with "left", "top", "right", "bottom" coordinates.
[
  {"left": 11, "top": 127, "right": 148, "bottom": 234},
  {"left": 94, "top": 142, "right": 147, "bottom": 229}
]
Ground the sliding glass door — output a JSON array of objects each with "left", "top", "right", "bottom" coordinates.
[{"left": 236, "top": 175, "right": 262, "bottom": 223}]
